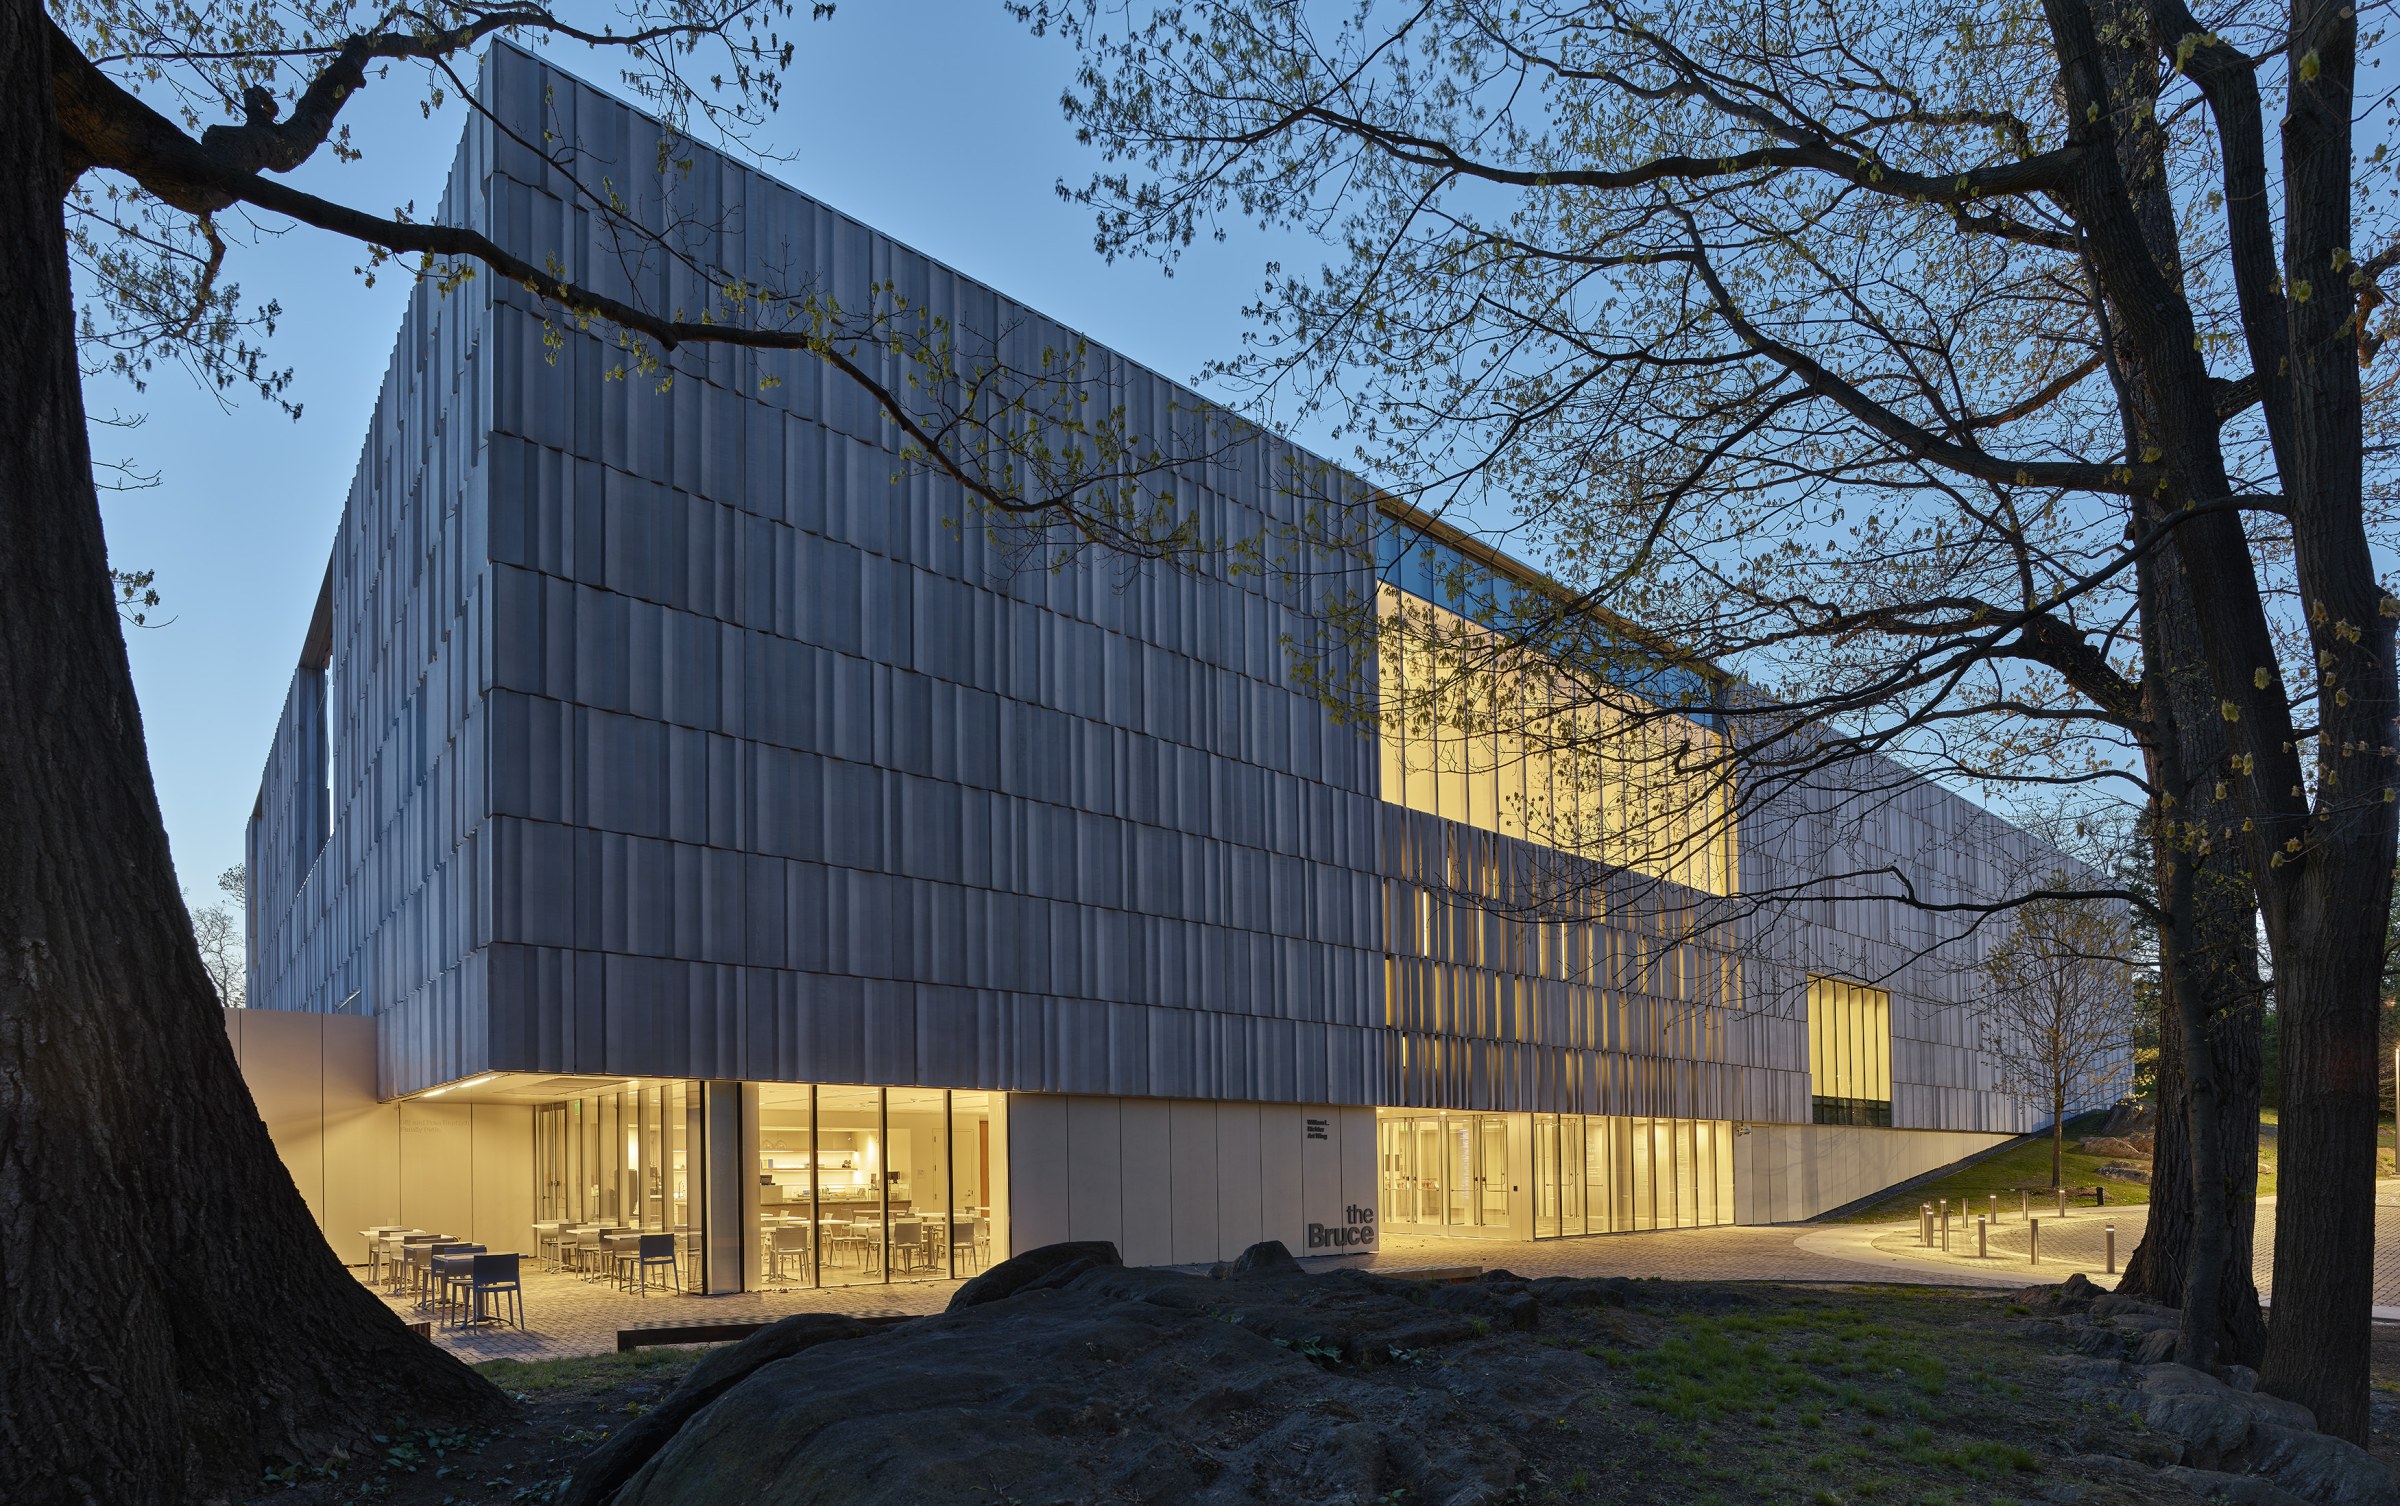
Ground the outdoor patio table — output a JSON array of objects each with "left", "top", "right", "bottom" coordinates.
[
  {"left": 601, "top": 1232, "right": 645, "bottom": 1291},
  {"left": 429, "top": 1249, "right": 484, "bottom": 1325},
  {"left": 360, "top": 1227, "right": 413, "bottom": 1282}
]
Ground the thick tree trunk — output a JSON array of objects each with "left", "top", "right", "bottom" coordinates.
[
  {"left": 2115, "top": 535, "right": 2266, "bottom": 1365},
  {"left": 2120, "top": 926, "right": 2266, "bottom": 1364},
  {"left": 2256, "top": 901, "right": 2388, "bottom": 1440},
  {"left": 0, "top": 1, "right": 506, "bottom": 1496},
  {"left": 2243, "top": 0, "right": 2392, "bottom": 1443}
]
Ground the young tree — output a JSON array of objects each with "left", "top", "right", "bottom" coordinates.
[
  {"left": 1035, "top": 0, "right": 2398, "bottom": 1434},
  {"left": 188, "top": 862, "right": 245, "bottom": 1008},
  {"left": 1976, "top": 888, "right": 2142, "bottom": 1189},
  {"left": 5, "top": 3, "right": 1216, "bottom": 1497}
]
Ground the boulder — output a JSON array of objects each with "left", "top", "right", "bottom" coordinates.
[
  {"left": 555, "top": 1313, "right": 875, "bottom": 1506},
  {"left": 1230, "top": 1239, "right": 1302, "bottom": 1276},
  {"left": 2157, "top": 1464, "right": 2314, "bottom": 1506},
  {"left": 2128, "top": 1364, "right": 2396, "bottom": 1505},
  {"left": 945, "top": 1240, "right": 1123, "bottom": 1312},
  {"left": 611, "top": 1262, "right": 1533, "bottom": 1506}
]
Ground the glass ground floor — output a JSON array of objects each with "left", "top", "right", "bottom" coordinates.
[
  {"left": 526, "top": 1078, "right": 994, "bottom": 1291},
  {"left": 1376, "top": 1109, "right": 1738, "bottom": 1239}
]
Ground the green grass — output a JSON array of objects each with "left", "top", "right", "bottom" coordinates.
[
  {"left": 1823, "top": 1114, "right": 2147, "bottom": 1224},
  {"left": 1823, "top": 1109, "right": 2326, "bottom": 1225}
]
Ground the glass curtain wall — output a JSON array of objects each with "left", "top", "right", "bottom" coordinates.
[
  {"left": 1529, "top": 1114, "right": 1734, "bottom": 1235},
  {"left": 755, "top": 1083, "right": 995, "bottom": 1290},
  {"left": 532, "top": 1081, "right": 701, "bottom": 1289},
  {"left": 1382, "top": 1110, "right": 1735, "bottom": 1238}
]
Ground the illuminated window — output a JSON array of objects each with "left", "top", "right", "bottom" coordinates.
[
  {"left": 1807, "top": 976, "right": 1892, "bottom": 1127},
  {"left": 1375, "top": 583, "right": 1736, "bottom": 895}
]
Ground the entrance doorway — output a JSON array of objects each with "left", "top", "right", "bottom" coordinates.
[{"left": 1378, "top": 1111, "right": 1515, "bottom": 1234}]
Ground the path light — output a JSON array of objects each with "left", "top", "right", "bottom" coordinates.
[
  {"left": 2030, "top": 1217, "right": 2041, "bottom": 1264},
  {"left": 1977, "top": 1215, "right": 1988, "bottom": 1259},
  {"left": 2106, "top": 1223, "right": 2116, "bottom": 1275}
]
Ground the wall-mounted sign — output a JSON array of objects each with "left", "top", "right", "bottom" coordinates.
[
  {"left": 1305, "top": 1117, "right": 1329, "bottom": 1141},
  {"left": 1307, "top": 1203, "right": 1376, "bottom": 1250}
]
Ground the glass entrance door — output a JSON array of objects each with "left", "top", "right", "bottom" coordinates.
[
  {"left": 1478, "top": 1116, "right": 1510, "bottom": 1226},
  {"left": 1379, "top": 1117, "right": 1411, "bottom": 1227},
  {"left": 1412, "top": 1118, "right": 1442, "bottom": 1222},
  {"left": 1444, "top": 1116, "right": 1474, "bottom": 1226}
]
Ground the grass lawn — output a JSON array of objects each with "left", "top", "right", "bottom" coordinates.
[
  {"left": 1820, "top": 1109, "right": 2295, "bottom": 1225},
  {"left": 234, "top": 1283, "right": 2400, "bottom": 1506}
]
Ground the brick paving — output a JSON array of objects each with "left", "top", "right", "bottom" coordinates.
[
  {"left": 376, "top": 1184, "right": 2400, "bottom": 1362},
  {"left": 364, "top": 1263, "right": 963, "bottom": 1364},
  {"left": 1317, "top": 1226, "right": 2076, "bottom": 1290}
]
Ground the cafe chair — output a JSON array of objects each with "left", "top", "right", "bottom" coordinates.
[
  {"left": 768, "top": 1225, "right": 810, "bottom": 1282},
  {"left": 465, "top": 1253, "right": 523, "bottom": 1329},
  {"left": 632, "top": 1233, "right": 680, "bottom": 1296}
]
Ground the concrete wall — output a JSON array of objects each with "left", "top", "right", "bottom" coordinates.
[
  {"left": 1730, "top": 1122, "right": 2014, "bottom": 1224},
  {"left": 224, "top": 1008, "right": 534, "bottom": 1262},
  {"left": 1003, "top": 1094, "right": 1377, "bottom": 1265}
]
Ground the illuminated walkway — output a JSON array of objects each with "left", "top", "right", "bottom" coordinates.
[{"left": 371, "top": 1190, "right": 2400, "bottom": 1363}]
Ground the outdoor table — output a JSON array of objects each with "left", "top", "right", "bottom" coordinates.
[
  {"left": 601, "top": 1231, "right": 645, "bottom": 1291},
  {"left": 430, "top": 1250, "right": 483, "bottom": 1324},
  {"left": 360, "top": 1227, "right": 414, "bottom": 1282}
]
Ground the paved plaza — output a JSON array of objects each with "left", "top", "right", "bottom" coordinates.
[{"left": 369, "top": 1187, "right": 2400, "bottom": 1363}]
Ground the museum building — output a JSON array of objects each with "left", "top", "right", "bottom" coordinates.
[{"left": 234, "top": 45, "right": 2079, "bottom": 1294}]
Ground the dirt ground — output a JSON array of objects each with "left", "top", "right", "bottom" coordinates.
[{"left": 238, "top": 1283, "right": 2400, "bottom": 1506}]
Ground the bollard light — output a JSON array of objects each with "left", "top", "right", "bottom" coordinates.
[
  {"left": 1920, "top": 1204, "right": 1932, "bottom": 1248},
  {"left": 2030, "top": 1217, "right": 2041, "bottom": 1264},
  {"left": 1988, "top": 1193, "right": 1998, "bottom": 1226},
  {"left": 2020, "top": 1189, "right": 2030, "bottom": 1220},
  {"left": 2056, "top": 1185, "right": 2067, "bottom": 1219},
  {"left": 2106, "top": 1223, "right": 2116, "bottom": 1275},
  {"left": 1977, "top": 1214, "right": 1988, "bottom": 1259}
]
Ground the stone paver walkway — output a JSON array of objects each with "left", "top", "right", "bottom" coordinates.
[
  {"left": 376, "top": 1185, "right": 2400, "bottom": 1362},
  {"left": 1318, "top": 1226, "right": 2104, "bottom": 1291},
  {"left": 365, "top": 1265, "right": 963, "bottom": 1364}
]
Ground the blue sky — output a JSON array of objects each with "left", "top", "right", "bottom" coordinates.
[{"left": 95, "top": 5, "right": 1282, "bottom": 897}]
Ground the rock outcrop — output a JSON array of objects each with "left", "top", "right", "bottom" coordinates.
[
  {"left": 2038, "top": 1286, "right": 2398, "bottom": 1506},
  {"left": 585, "top": 1243, "right": 1661, "bottom": 1506}
]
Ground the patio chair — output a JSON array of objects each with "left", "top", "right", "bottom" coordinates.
[
  {"left": 633, "top": 1233, "right": 680, "bottom": 1296},
  {"left": 769, "top": 1224, "right": 810, "bottom": 1283},
  {"left": 433, "top": 1246, "right": 487, "bottom": 1326},
  {"left": 465, "top": 1253, "right": 523, "bottom": 1329}
]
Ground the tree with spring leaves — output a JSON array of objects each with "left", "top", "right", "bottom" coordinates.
[
  {"left": 1, "top": 1, "right": 1236, "bottom": 1496},
  {"left": 1031, "top": 0, "right": 2400, "bottom": 1435},
  {"left": 1975, "top": 884, "right": 2143, "bottom": 1190}
]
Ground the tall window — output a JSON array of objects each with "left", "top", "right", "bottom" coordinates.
[{"left": 1808, "top": 976, "right": 1892, "bottom": 1127}]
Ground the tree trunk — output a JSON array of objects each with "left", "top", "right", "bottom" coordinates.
[
  {"left": 0, "top": 0, "right": 507, "bottom": 1495},
  {"left": 2114, "top": 550, "right": 2266, "bottom": 1366},
  {"left": 2256, "top": 901, "right": 2388, "bottom": 1440},
  {"left": 2121, "top": 917, "right": 2266, "bottom": 1364},
  {"left": 2076, "top": 0, "right": 2267, "bottom": 1369},
  {"left": 2052, "top": 1098, "right": 2065, "bottom": 1192}
]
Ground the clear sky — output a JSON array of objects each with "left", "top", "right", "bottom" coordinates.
[{"left": 93, "top": 4, "right": 1285, "bottom": 898}]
